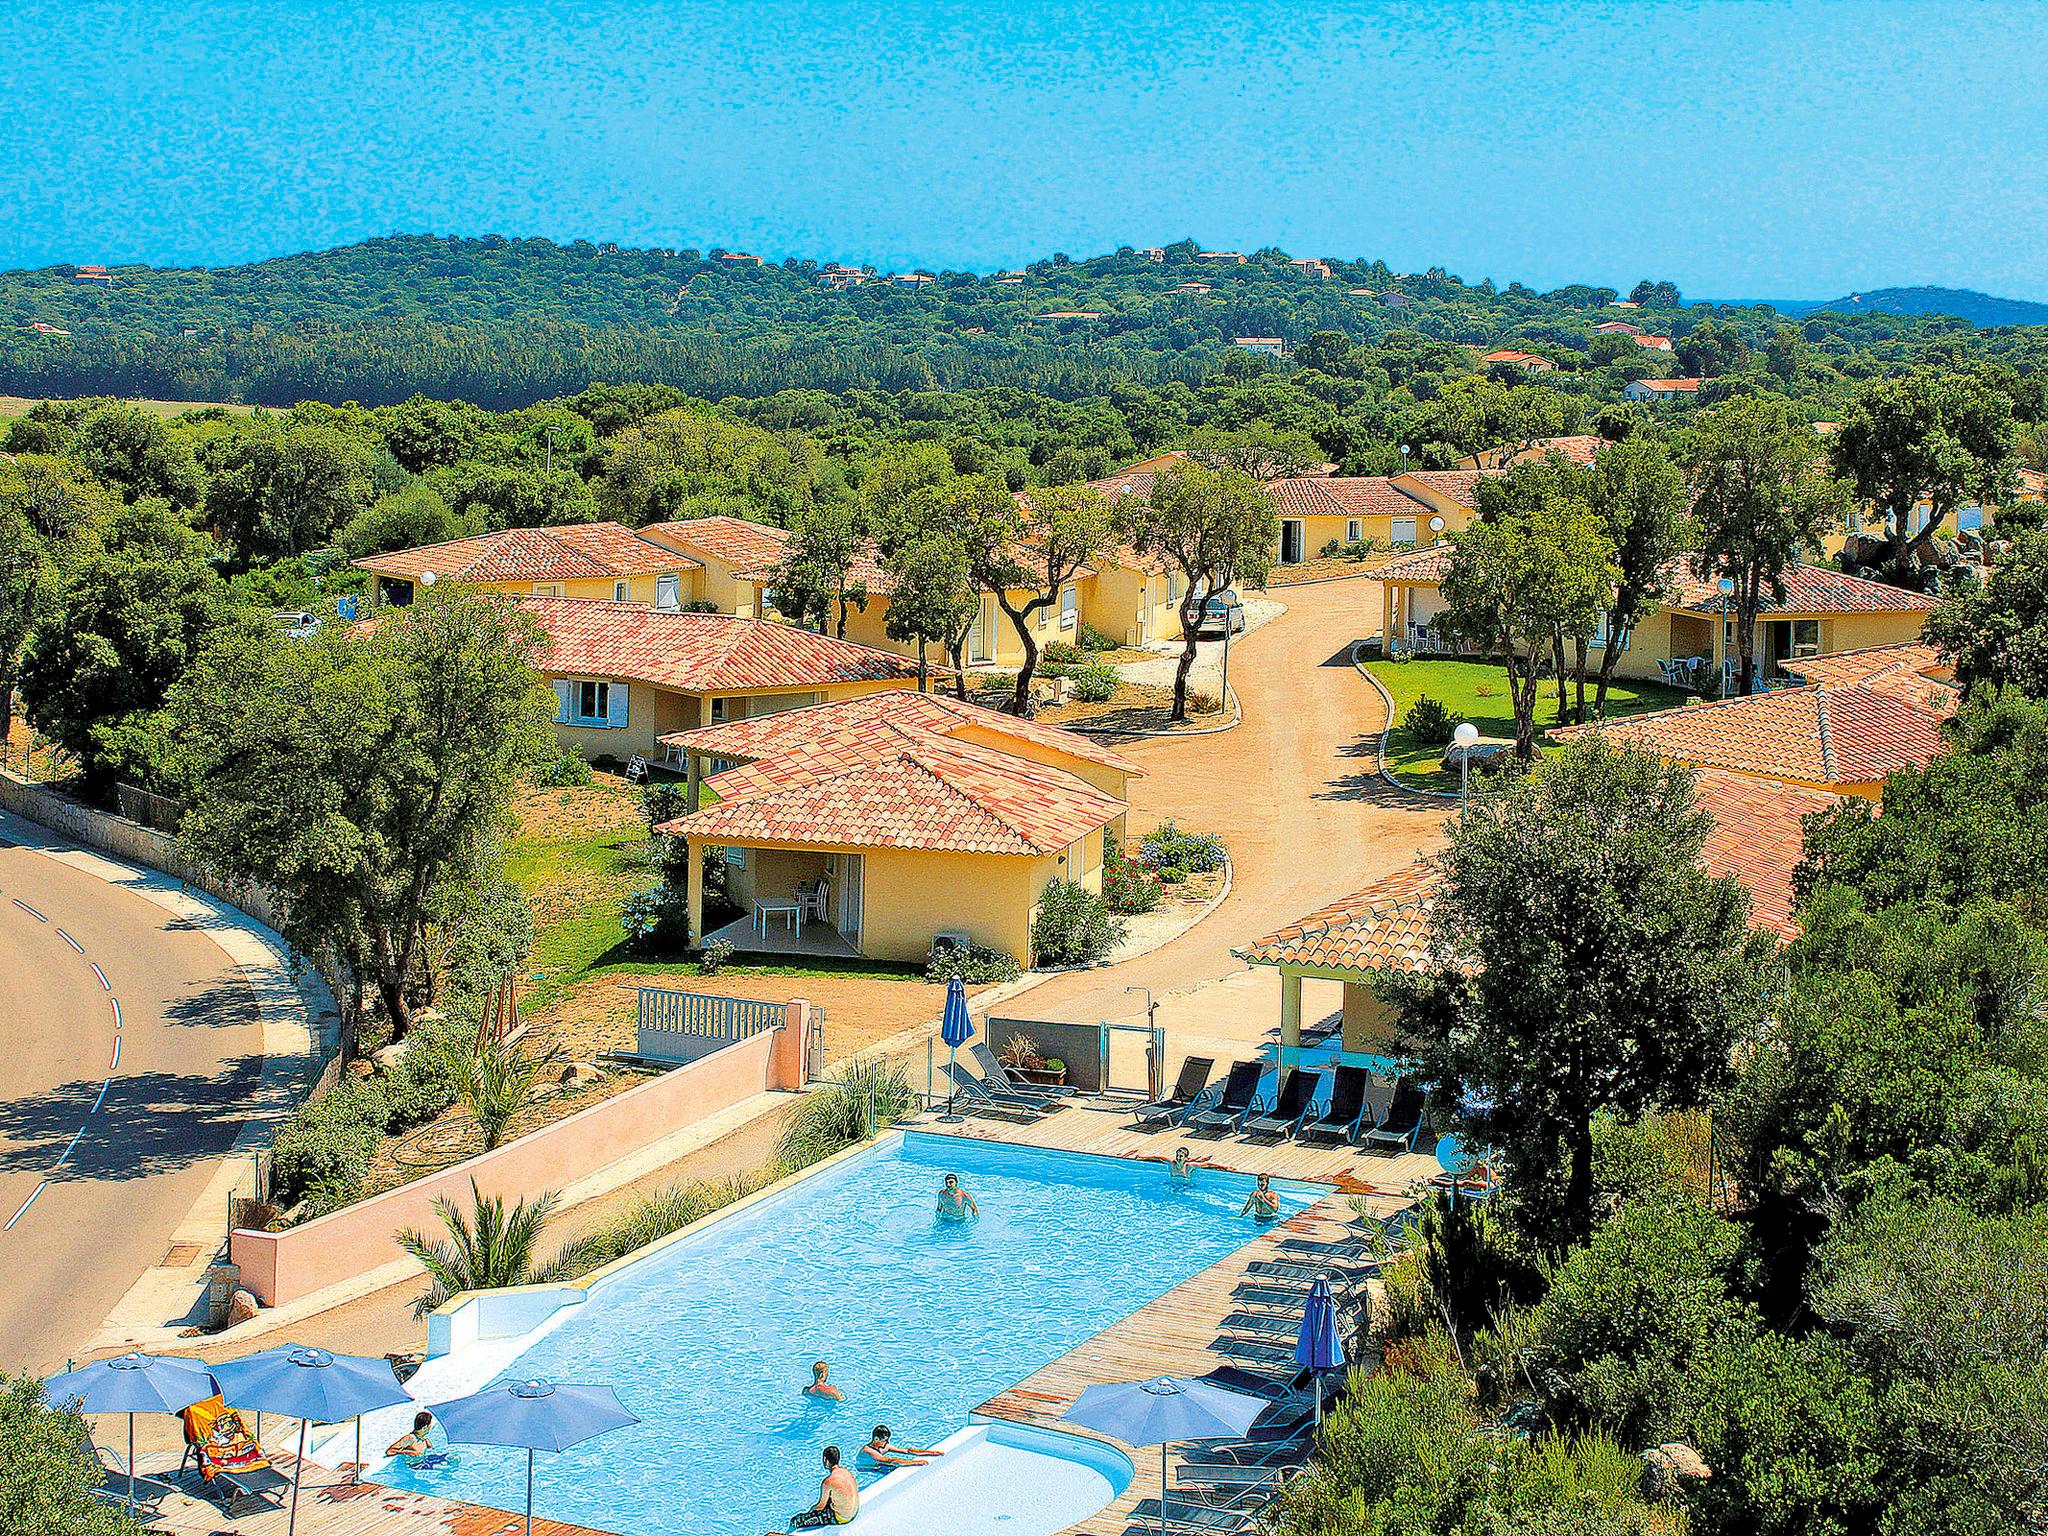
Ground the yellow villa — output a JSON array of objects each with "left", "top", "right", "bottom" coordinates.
[
  {"left": 519, "top": 596, "right": 927, "bottom": 762},
  {"left": 1237, "top": 770, "right": 1837, "bottom": 1079},
  {"left": 654, "top": 693, "right": 1138, "bottom": 965},
  {"left": 1376, "top": 547, "right": 1939, "bottom": 686},
  {"left": 1264, "top": 470, "right": 1487, "bottom": 565},
  {"left": 353, "top": 523, "right": 702, "bottom": 609}
]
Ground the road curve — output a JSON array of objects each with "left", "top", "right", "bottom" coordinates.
[{"left": 0, "top": 824, "right": 262, "bottom": 1373}]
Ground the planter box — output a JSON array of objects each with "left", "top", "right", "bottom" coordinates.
[{"left": 1015, "top": 1065, "right": 1068, "bottom": 1087}]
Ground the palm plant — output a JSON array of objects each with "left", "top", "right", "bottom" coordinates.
[
  {"left": 456, "top": 1033, "right": 552, "bottom": 1152},
  {"left": 775, "top": 1056, "right": 917, "bottom": 1170},
  {"left": 396, "top": 1180, "right": 594, "bottom": 1318}
]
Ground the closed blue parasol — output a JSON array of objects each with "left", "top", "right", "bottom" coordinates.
[
  {"left": 939, "top": 975, "right": 974, "bottom": 1122},
  {"left": 1294, "top": 1277, "right": 1345, "bottom": 1426},
  {"left": 432, "top": 1379, "right": 639, "bottom": 1536},
  {"left": 45, "top": 1352, "right": 217, "bottom": 1511},
  {"left": 1062, "top": 1375, "right": 1265, "bottom": 1535},
  {"left": 210, "top": 1346, "right": 411, "bottom": 1536}
]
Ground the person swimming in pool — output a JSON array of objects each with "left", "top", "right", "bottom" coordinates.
[
  {"left": 858, "top": 1424, "right": 944, "bottom": 1468},
  {"left": 385, "top": 1409, "right": 450, "bottom": 1468},
  {"left": 1170, "top": 1147, "right": 1195, "bottom": 1183},
  {"left": 803, "top": 1361, "right": 845, "bottom": 1401},
  {"left": 1240, "top": 1173, "right": 1281, "bottom": 1221},
  {"left": 771, "top": 1445, "right": 860, "bottom": 1532},
  {"left": 936, "top": 1173, "right": 979, "bottom": 1222}
]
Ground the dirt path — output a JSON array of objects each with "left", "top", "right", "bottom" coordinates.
[{"left": 1012, "top": 577, "right": 1444, "bottom": 1039}]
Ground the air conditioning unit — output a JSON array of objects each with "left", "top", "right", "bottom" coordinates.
[{"left": 932, "top": 929, "right": 972, "bottom": 954}]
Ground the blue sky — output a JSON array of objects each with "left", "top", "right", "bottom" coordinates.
[{"left": 3, "top": 0, "right": 2044, "bottom": 298}]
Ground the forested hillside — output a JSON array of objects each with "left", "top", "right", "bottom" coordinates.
[{"left": 7, "top": 234, "right": 2048, "bottom": 410}]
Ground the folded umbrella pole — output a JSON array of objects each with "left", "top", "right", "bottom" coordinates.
[
  {"left": 939, "top": 976, "right": 974, "bottom": 1123},
  {"left": 1293, "top": 1277, "right": 1346, "bottom": 1426}
]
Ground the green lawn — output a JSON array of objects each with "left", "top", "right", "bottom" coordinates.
[{"left": 1367, "top": 658, "right": 1690, "bottom": 789}]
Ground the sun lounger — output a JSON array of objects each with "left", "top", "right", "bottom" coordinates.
[
  {"left": 1134, "top": 1055, "right": 1217, "bottom": 1128},
  {"left": 1184, "top": 1060, "right": 1263, "bottom": 1134},
  {"left": 1361, "top": 1079, "right": 1426, "bottom": 1154},
  {"left": 1240, "top": 1068, "right": 1317, "bottom": 1140},
  {"left": 967, "top": 1041, "right": 1062, "bottom": 1107},
  {"left": 178, "top": 1396, "right": 294, "bottom": 1516},
  {"left": 944, "top": 1063, "right": 1047, "bottom": 1121},
  {"left": 1298, "top": 1064, "right": 1374, "bottom": 1144}
]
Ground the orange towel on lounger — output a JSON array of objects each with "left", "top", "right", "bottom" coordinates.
[{"left": 182, "top": 1395, "right": 274, "bottom": 1481}]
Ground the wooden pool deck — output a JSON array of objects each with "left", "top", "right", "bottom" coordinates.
[
  {"left": 910, "top": 1095, "right": 1443, "bottom": 1194},
  {"left": 927, "top": 1098, "right": 1430, "bottom": 1535},
  {"left": 113, "top": 1451, "right": 619, "bottom": 1536}
]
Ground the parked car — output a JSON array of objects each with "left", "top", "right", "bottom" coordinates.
[{"left": 1194, "top": 589, "right": 1245, "bottom": 637}]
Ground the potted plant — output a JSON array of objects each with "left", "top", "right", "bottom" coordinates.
[{"left": 1000, "top": 1032, "right": 1068, "bottom": 1087}]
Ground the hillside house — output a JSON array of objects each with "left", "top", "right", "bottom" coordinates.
[
  {"left": 1623, "top": 378, "right": 1702, "bottom": 403},
  {"left": 354, "top": 524, "right": 702, "bottom": 610}
]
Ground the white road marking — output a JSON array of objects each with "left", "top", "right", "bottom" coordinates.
[
  {"left": 10, "top": 898, "right": 46, "bottom": 922},
  {"left": 56, "top": 927, "right": 84, "bottom": 953},
  {"left": 110, "top": 996, "right": 122, "bottom": 1032},
  {"left": 4, "top": 1183, "right": 48, "bottom": 1232},
  {"left": 91, "top": 963, "right": 110, "bottom": 990}
]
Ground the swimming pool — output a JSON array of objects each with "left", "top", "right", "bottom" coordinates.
[{"left": 371, "top": 1131, "right": 1313, "bottom": 1536}]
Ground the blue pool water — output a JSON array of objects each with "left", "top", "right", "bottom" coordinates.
[{"left": 380, "top": 1132, "right": 1312, "bottom": 1536}]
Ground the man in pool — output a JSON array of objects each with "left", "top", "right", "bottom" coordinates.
[
  {"left": 1240, "top": 1173, "right": 1281, "bottom": 1221},
  {"left": 804, "top": 1361, "right": 845, "bottom": 1401},
  {"left": 772, "top": 1445, "right": 859, "bottom": 1531},
  {"left": 858, "top": 1424, "right": 943, "bottom": 1468},
  {"left": 1170, "top": 1147, "right": 1195, "bottom": 1183},
  {"left": 936, "top": 1173, "right": 978, "bottom": 1222}
]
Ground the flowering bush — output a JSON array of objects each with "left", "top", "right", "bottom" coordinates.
[
  {"left": 1140, "top": 820, "right": 1227, "bottom": 874},
  {"left": 1103, "top": 836, "right": 1164, "bottom": 914}
]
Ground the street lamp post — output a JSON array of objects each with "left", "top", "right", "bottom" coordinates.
[
  {"left": 543, "top": 426, "right": 559, "bottom": 474},
  {"left": 1717, "top": 575, "right": 1735, "bottom": 695},
  {"left": 1453, "top": 721, "right": 1479, "bottom": 814},
  {"left": 1429, "top": 515, "right": 1444, "bottom": 546}
]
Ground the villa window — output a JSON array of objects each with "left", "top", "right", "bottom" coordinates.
[
  {"left": 1346, "top": 519, "right": 1362, "bottom": 543},
  {"left": 1791, "top": 619, "right": 1821, "bottom": 658},
  {"left": 656, "top": 573, "right": 682, "bottom": 610},
  {"left": 1060, "top": 583, "right": 1077, "bottom": 628},
  {"left": 1391, "top": 517, "right": 1416, "bottom": 546},
  {"left": 613, "top": 581, "right": 629, "bottom": 601},
  {"left": 558, "top": 678, "right": 627, "bottom": 727}
]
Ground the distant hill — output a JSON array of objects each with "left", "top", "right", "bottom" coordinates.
[{"left": 1729, "top": 287, "right": 2048, "bottom": 328}]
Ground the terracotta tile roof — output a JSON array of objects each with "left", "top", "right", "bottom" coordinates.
[
  {"left": 1396, "top": 470, "right": 1490, "bottom": 509},
  {"left": 1479, "top": 349, "right": 1553, "bottom": 367},
  {"left": 1667, "top": 562, "right": 1937, "bottom": 616},
  {"left": 640, "top": 515, "right": 791, "bottom": 578},
  {"left": 1266, "top": 476, "right": 1427, "bottom": 520},
  {"left": 1695, "top": 768, "right": 1840, "bottom": 940},
  {"left": 1524, "top": 435, "right": 1608, "bottom": 465},
  {"left": 1633, "top": 334, "right": 1674, "bottom": 348},
  {"left": 355, "top": 523, "right": 699, "bottom": 583},
  {"left": 1630, "top": 378, "right": 1700, "bottom": 393},
  {"left": 1371, "top": 543, "right": 1457, "bottom": 584},
  {"left": 655, "top": 688, "right": 1139, "bottom": 776},
  {"left": 1779, "top": 642, "right": 1950, "bottom": 690},
  {"left": 659, "top": 731, "right": 1125, "bottom": 856},
  {"left": 518, "top": 596, "right": 925, "bottom": 693},
  {"left": 1240, "top": 771, "right": 1839, "bottom": 967},
  {"left": 2019, "top": 468, "right": 2045, "bottom": 500},
  {"left": 1555, "top": 680, "right": 1953, "bottom": 786},
  {"left": 1236, "top": 861, "right": 1443, "bottom": 974}
]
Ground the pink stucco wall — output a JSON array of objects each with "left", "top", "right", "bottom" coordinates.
[{"left": 234, "top": 1007, "right": 809, "bottom": 1307}]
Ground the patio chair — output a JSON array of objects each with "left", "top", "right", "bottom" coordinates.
[
  {"left": 943, "top": 1063, "right": 1048, "bottom": 1122},
  {"left": 967, "top": 1040, "right": 1061, "bottom": 1108},
  {"left": 177, "top": 1397, "right": 294, "bottom": 1516},
  {"left": 795, "top": 878, "right": 829, "bottom": 926},
  {"left": 1133, "top": 1055, "right": 1217, "bottom": 1129},
  {"left": 1298, "top": 1064, "right": 1373, "bottom": 1144},
  {"left": 1240, "top": 1068, "right": 1317, "bottom": 1140},
  {"left": 1361, "top": 1079, "right": 1426, "bottom": 1155},
  {"left": 1184, "top": 1061, "right": 1264, "bottom": 1134}
]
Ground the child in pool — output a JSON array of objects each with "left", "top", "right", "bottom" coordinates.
[
  {"left": 936, "top": 1173, "right": 979, "bottom": 1221},
  {"left": 803, "top": 1361, "right": 845, "bottom": 1401}
]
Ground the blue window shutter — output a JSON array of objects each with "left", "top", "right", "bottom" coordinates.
[
  {"left": 607, "top": 682, "right": 630, "bottom": 728},
  {"left": 552, "top": 679, "right": 573, "bottom": 725}
]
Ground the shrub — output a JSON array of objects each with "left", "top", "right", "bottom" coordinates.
[
  {"left": 1032, "top": 879, "right": 1127, "bottom": 966},
  {"left": 924, "top": 940, "right": 1022, "bottom": 985},
  {"left": 0, "top": 1374, "right": 151, "bottom": 1536},
  {"left": 697, "top": 937, "right": 735, "bottom": 975},
  {"left": 1157, "top": 864, "right": 1188, "bottom": 885},
  {"left": 538, "top": 746, "right": 593, "bottom": 786},
  {"left": 1042, "top": 639, "right": 1087, "bottom": 666},
  {"left": 642, "top": 779, "right": 689, "bottom": 830},
  {"left": 1139, "top": 820, "right": 1227, "bottom": 873},
  {"left": 1069, "top": 664, "right": 1118, "bottom": 703},
  {"left": 270, "top": 1076, "right": 388, "bottom": 1210},
  {"left": 776, "top": 1056, "right": 917, "bottom": 1168},
  {"left": 568, "top": 1169, "right": 776, "bottom": 1274},
  {"left": 1405, "top": 694, "right": 1459, "bottom": 746},
  {"left": 1342, "top": 538, "right": 1380, "bottom": 561},
  {"left": 382, "top": 1014, "right": 469, "bottom": 1131},
  {"left": 1077, "top": 623, "right": 1118, "bottom": 652},
  {"left": 1102, "top": 838, "right": 1163, "bottom": 914},
  {"left": 620, "top": 883, "right": 693, "bottom": 952},
  {"left": 456, "top": 1034, "right": 551, "bottom": 1152},
  {"left": 1319, "top": 537, "right": 1342, "bottom": 558}
]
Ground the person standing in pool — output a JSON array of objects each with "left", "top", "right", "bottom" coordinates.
[
  {"left": 772, "top": 1445, "right": 859, "bottom": 1532},
  {"left": 1240, "top": 1173, "right": 1281, "bottom": 1221},
  {"left": 1169, "top": 1147, "right": 1195, "bottom": 1183},
  {"left": 803, "top": 1361, "right": 844, "bottom": 1401},
  {"left": 936, "top": 1173, "right": 978, "bottom": 1222}
]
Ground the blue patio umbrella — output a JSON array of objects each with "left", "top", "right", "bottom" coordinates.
[
  {"left": 432, "top": 1379, "right": 640, "bottom": 1536},
  {"left": 1062, "top": 1375, "right": 1266, "bottom": 1536},
  {"left": 210, "top": 1346, "right": 411, "bottom": 1536},
  {"left": 45, "top": 1352, "right": 217, "bottom": 1511},
  {"left": 939, "top": 975, "right": 974, "bottom": 1122},
  {"left": 1294, "top": 1278, "right": 1346, "bottom": 1427}
]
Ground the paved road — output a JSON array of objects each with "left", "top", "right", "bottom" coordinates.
[
  {"left": 0, "top": 822, "right": 262, "bottom": 1373},
  {"left": 1017, "top": 576, "right": 1444, "bottom": 1049}
]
